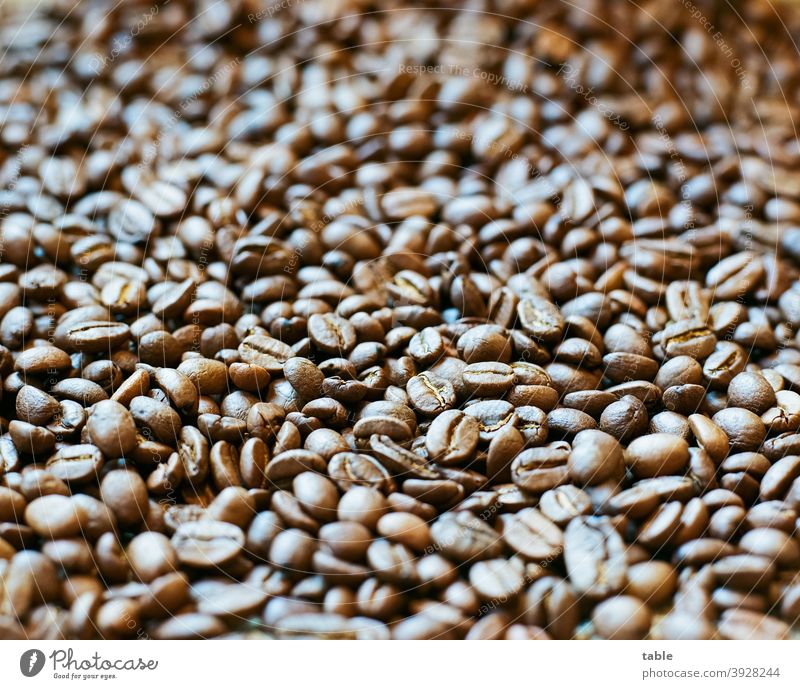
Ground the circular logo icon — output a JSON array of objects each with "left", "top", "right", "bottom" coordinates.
[{"left": 20, "top": 649, "right": 45, "bottom": 677}]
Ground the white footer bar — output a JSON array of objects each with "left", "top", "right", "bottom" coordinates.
[{"left": 0, "top": 640, "right": 797, "bottom": 687}]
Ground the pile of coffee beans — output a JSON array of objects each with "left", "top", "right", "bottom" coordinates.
[{"left": 2, "top": 0, "right": 800, "bottom": 640}]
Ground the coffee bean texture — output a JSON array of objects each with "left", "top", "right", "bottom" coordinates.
[{"left": 0, "top": 0, "right": 800, "bottom": 642}]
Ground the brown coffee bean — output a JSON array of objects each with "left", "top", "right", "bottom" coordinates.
[
  {"left": 24, "top": 495, "right": 84, "bottom": 539},
  {"left": 100, "top": 470, "right": 149, "bottom": 528},
  {"left": 546, "top": 408, "right": 597, "bottom": 439},
  {"left": 308, "top": 313, "right": 357, "bottom": 355},
  {"left": 14, "top": 345, "right": 71, "bottom": 375},
  {"left": 625, "top": 433, "right": 689, "bottom": 478},
  {"left": 293, "top": 472, "right": 339, "bottom": 523},
  {"left": 568, "top": 429, "right": 624, "bottom": 486},
  {"left": 718, "top": 609, "right": 789, "bottom": 640},
  {"left": 85, "top": 400, "right": 137, "bottom": 459},
  {"left": 171, "top": 520, "right": 245, "bottom": 568},
  {"left": 457, "top": 324, "right": 512, "bottom": 364},
  {"left": 127, "top": 532, "right": 177, "bottom": 583},
  {"left": 377, "top": 512, "right": 432, "bottom": 552},
  {"left": 626, "top": 561, "right": 677, "bottom": 607},
  {"left": 406, "top": 372, "right": 455, "bottom": 415},
  {"left": 462, "top": 362, "right": 514, "bottom": 397},
  {"left": 539, "top": 485, "right": 592, "bottom": 527},
  {"left": 599, "top": 395, "right": 648, "bottom": 442},
  {"left": 502, "top": 508, "right": 563, "bottom": 561},
  {"left": 327, "top": 452, "right": 395, "bottom": 494},
  {"left": 425, "top": 410, "right": 480, "bottom": 465},
  {"left": 463, "top": 400, "right": 516, "bottom": 442},
  {"left": 592, "top": 595, "right": 652, "bottom": 640},
  {"left": 284, "top": 357, "right": 324, "bottom": 400},
  {"left": 430, "top": 512, "right": 503, "bottom": 563},
  {"left": 511, "top": 442, "right": 570, "bottom": 494},
  {"left": 46, "top": 444, "right": 103, "bottom": 484},
  {"left": 238, "top": 334, "right": 293, "bottom": 374},
  {"left": 65, "top": 321, "right": 131, "bottom": 353},
  {"left": 713, "top": 408, "right": 766, "bottom": 452},
  {"left": 728, "top": 371, "right": 777, "bottom": 414},
  {"left": 517, "top": 296, "right": 565, "bottom": 344},
  {"left": 370, "top": 435, "right": 439, "bottom": 480},
  {"left": 469, "top": 558, "right": 524, "bottom": 601},
  {"left": 564, "top": 517, "right": 627, "bottom": 598},
  {"left": 337, "top": 487, "right": 388, "bottom": 530},
  {"left": 16, "top": 385, "right": 60, "bottom": 425}
]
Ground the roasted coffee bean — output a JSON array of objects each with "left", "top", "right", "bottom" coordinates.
[
  {"left": 512, "top": 406, "right": 547, "bottom": 446},
  {"left": 655, "top": 356, "right": 702, "bottom": 390},
  {"left": 14, "top": 345, "right": 71, "bottom": 375},
  {"left": 462, "top": 362, "right": 514, "bottom": 397},
  {"left": 16, "top": 385, "right": 60, "bottom": 425},
  {"left": 430, "top": 512, "right": 503, "bottom": 563},
  {"left": 367, "top": 540, "right": 419, "bottom": 586},
  {"left": 337, "top": 487, "right": 389, "bottom": 531},
  {"left": 463, "top": 400, "right": 516, "bottom": 442},
  {"left": 712, "top": 408, "right": 766, "bottom": 452},
  {"left": 592, "top": 595, "right": 652, "bottom": 640},
  {"left": 284, "top": 357, "right": 324, "bottom": 401},
  {"left": 328, "top": 452, "right": 396, "bottom": 494},
  {"left": 425, "top": 410, "right": 480, "bottom": 465},
  {"left": 702, "top": 344, "right": 745, "bottom": 393},
  {"left": 65, "top": 321, "right": 131, "bottom": 353},
  {"left": 100, "top": 470, "right": 149, "bottom": 529},
  {"left": 568, "top": 430, "right": 624, "bottom": 486},
  {"left": 539, "top": 486, "right": 592, "bottom": 527},
  {"left": 238, "top": 335, "right": 293, "bottom": 374},
  {"left": 626, "top": 561, "right": 678, "bottom": 607},
  {"left": 130, "top": 396, "right": 182, "bottom": 444},
  {"left": 407, "top": 373, "right": 456, "bottom": 415},
  {"left": 24, "top": 495, "right": 85, "bottom": 539},
  {"left": 239, "top": 438, "right": 269, "bottom": 488},
  {"left": 511, "top": 442, "right": 570, "bottom": 494},
  {"left": 308, "top": 314, "right": 357, "bottom": 355},
  {"left": 718, "top": 609, "right": 789, "bottom": 640},
  {"left": 369, "top": 435, "right": 439, "bottom": 480},
  {"left": 564, "top": 517, "right": 627, "bottom": 598},
  {"left": 178, "top": 426, "right": 210, "bottom": 487},
  {"left": 599, "top": 395, "right": 648, "bottom": 442},
  {"left": 562, "top": 390, "right": 618, "bottom": 417},
  {"left": 728, "top": 371, "right": 777, "bottom": 414},
  {"left": 546, "top": 408, "right": 597, "bottom": 439},
  {"left": 457, "top": 325, "right": 512, "bottom": 364},
  {"left": 518, "top": 296, "right": 565, "bottom": 344},
  {"left": 172, "top": 521, "right": 245, "bottom": 568},
  {"left": 502, "top": 508, "right": 563, "bottom": 561},
  {"left": 85, "top": 400, "right": 137, "bottom": 459},
  {"left": 469, "top": 558, "right": 524, "bottom": 601},
  {"left": 266, "top": 450, "right": 326, "bottom": 486},
  {"left": 46, "top": 445, "right": 103, "bottom": 484},
  {"left": 625, "top": 433, "right": 689, "bottom": 479}
]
